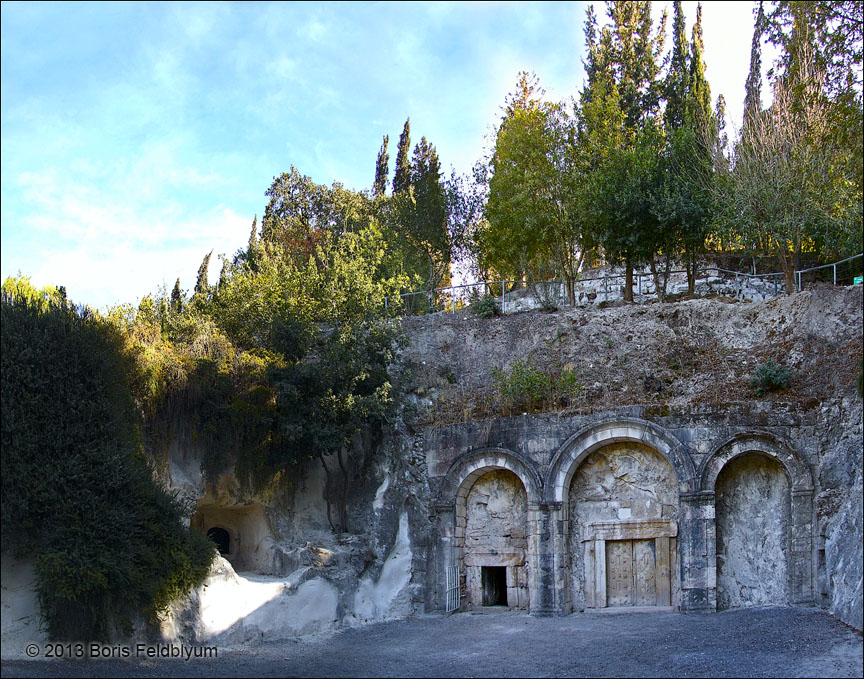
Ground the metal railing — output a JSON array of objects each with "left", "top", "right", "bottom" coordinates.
[
  {"left": 795, "top": 253, "right": 863, "bottom": 291},
  {"left": 386, "top": 253, "right": 863, "bottom": 317}
]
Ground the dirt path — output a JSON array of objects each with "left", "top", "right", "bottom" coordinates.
[{"left": 3, "top": 607, "right": 861, "bottom": 678}]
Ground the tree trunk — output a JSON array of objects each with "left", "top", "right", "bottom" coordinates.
[
  {"left": 777, "top": 249, "right": 796, "bottom": 293},
  {"left": 685, "top": 250, "right": 697, "bottom": 296},
  {"left": 566, "top": 276, "right": 575, "bottom": 307},
  {"left": 624, "top": 259, "right": 634, "bottom": 303}
]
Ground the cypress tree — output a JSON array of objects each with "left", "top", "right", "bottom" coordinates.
[
  {"left": 195, "top": 251, "right": 212, "bottom": 296},
  {"left": 687, "top": 3, "right": 712, "bottom": 126},
  {"left": 170, "top": 278, "right": 183, "bottom": 314},
  {"left": 392, "top": 118, "right": 412, "bottom": 195},
  {"left": 373, "top": 135, "right": 390, "bottom": 197},
  {"left": 218, "top": 258, "right": 230, "bottom": 290},
  {"left": 743, "top": 1, "right": 765, "bottom": 133},
  {"left": 664, "top": 0, "right": 690, "bottom": 132},
  {"left": 605, "top": 0, "right": 667, "bottom": 131},
  {"left": 248, "top": 215, "right": 258, "bottom": 252}
]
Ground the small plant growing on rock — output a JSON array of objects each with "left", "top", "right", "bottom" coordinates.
[
  {"left": 749, "top": 359, "right": 791, "bottom": 396},
  {"left": 470, "top": 294, "right": 501, "bottom": 318}
]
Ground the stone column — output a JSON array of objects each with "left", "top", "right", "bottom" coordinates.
[
  {"left": 678, "top": 491, "right": 716, "bottom": 612},
  {"left": 529, "top": 502, "right": 563, "bottom": 615},
  {"left": 789, "top": 489, "right": 814, "bottom": 605}
]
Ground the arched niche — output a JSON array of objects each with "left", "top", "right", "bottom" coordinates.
[
  {"left": 192, "top": 501, "right": 276, "bottom": 573},
  {"left": 441, "top": 448, "right": 542, "bottom": 612},
  {"left": 567, "top": 441, "right": 680, "bottom": 610},
  {"left": 700, "top": 433, "right": 814, "bottom": 607}
]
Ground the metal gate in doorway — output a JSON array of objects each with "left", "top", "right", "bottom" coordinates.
[{"left": 446, "top": 565, "right": 461, "bottom": 613}]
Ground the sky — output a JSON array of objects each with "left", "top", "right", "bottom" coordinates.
[{"left": 1, "top": 1, "right": 778, "bottom": 309}]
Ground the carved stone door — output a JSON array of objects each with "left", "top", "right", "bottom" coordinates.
[{"left": 606, "top": 539, "right": 657, "bottom": 606}]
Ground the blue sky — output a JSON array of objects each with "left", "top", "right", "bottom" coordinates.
[{"left": 1, "top": 1, "right": 774, "bottom": 309}]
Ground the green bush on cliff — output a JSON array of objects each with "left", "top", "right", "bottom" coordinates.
[{"left": 0, "top": 287, "right": 213, "bottom": 641}]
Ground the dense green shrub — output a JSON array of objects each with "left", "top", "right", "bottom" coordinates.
[
  {"left": 470, "top": 293, "right": 501, "bottom": 318},
  {"left": 492, "top": 359, "right": 580, "bottom": 415},
  {"left": 749, "top": 359, "right": 792, "bottom": 396},
  {"left": 1, "top": 292, "right": 213, "bottom": 641}
]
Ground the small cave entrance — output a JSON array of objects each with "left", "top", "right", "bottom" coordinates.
[
  {"left": 207, "top": 527, "right": 231, "bottom": 555},
  {"left": 192, "top": 501, "right": 275, "bottom": 573},
  {"left": 481, "top": 566, "right": 508, "bottom": 606}
]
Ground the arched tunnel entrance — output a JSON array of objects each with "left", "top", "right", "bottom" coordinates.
[{"left": 207, "top": 526, "right": 231, "bottom": 555}]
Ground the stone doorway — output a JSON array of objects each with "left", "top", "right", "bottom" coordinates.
[
  {"left": 207, "top": 526, "right": 231, "bottom": 555},
  {"left": 482, "top": 566, "right": 508, "bottom": 606}
]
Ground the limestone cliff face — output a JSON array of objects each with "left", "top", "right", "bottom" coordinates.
[
  {"left": 158, "top": 284, "right": 860, "bottom": 635},
  {"left": 6, "top": 286, "right": 858, "bottom": 656}
]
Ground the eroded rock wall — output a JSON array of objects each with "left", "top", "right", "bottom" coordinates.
[{"left": 715, "top": 454, "right": 790, "bottom": 610}]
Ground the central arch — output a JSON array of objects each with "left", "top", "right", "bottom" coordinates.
[{"left": 545, "top": 419, "right": 694, "bottom": 613}]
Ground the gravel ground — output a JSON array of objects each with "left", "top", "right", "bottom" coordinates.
[{"left": 3, "top": 606, "right": 861, "bottom": 678}]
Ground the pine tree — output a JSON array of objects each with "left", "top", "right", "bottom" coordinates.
[
  {"left": 743, "top": 1, "right": 766, "bottom": 133},
  {"left": 664, "top": 0, "right": 690, "bottom": 132},
  {"left": 392, "top": 119, "right": 412, "bottom": 195},
  {"left": 195, "top": 251, "right": 212, "bottom": 296},
  {"left": 373, "top": 135, "right": 390, "bottom": 197}
]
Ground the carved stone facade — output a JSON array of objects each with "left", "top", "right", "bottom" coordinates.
[{"left": 429, "top": 412, "right": 818, "bottom": 616}]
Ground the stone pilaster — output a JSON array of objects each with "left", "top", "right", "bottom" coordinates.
[{"left": 678, "top": 491, "right": 716, "bottom": 612}]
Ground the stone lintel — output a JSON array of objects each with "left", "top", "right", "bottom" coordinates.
[{"left": 582, "top": 519, "right": 678, "bottom": 542}]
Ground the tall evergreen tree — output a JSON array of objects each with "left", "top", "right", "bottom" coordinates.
[
  {"left": 581, "top": 1, "right": 667, "bottom": 301},
  {"left": 195, "top": 251, "right": 212, "bottom": 296},
  {"left": 170, "top": 278, "right": 183, "bottom": 314},
  {"left": 407, "top": 137, "right": 450, "bottom": 289},
  {"left": 392, "top": 119, "right": 412, "bottom": 195},
  {"left": 713, "top": 94, "right": 729, "bottom": 169},
  {"left": 687, "top": 4, "right": 713, "bottom": 125},
  {"left": 743, "top": 1, "right": 766, "bottom": 133},
  {"left": 373, "top": 135, "right": 390, "bottom": 197},
  {"left": 605, "top": 0, "right": 667, "bottom": 131},
  {"left": 248, "top": 215, "right": 258, "bottom": 252},
  {"left": 664, "top": 0, "right": 690, "bottom": 132}
]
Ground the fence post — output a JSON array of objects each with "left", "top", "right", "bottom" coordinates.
[
  {"left": 833, "top": 263, "right": 837, "bottom": 286},
  {"left": 500, "top": 282, "right": 505, "bottom": 314}
]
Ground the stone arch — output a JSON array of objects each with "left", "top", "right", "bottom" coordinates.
[
  {"left": 541, "top": 419, "right": 694, "bottom": 614},
  {"left": 441, "top": 448, "right": 542, "bottom": 612},
  {"left": 441, "top": 448, "right": 543, "bottom": 506},
  {"left": 207, "top": 526, "right": 231, "bottom": 555},
  {"left": 545, "top": 419, "right": 696, "bottom": 503},
  {"left": 699, "top": 432, "right": 814, "bottom": 493},
  {"left": 701, "top": 432, "right": 814, "bottom": 607}
]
